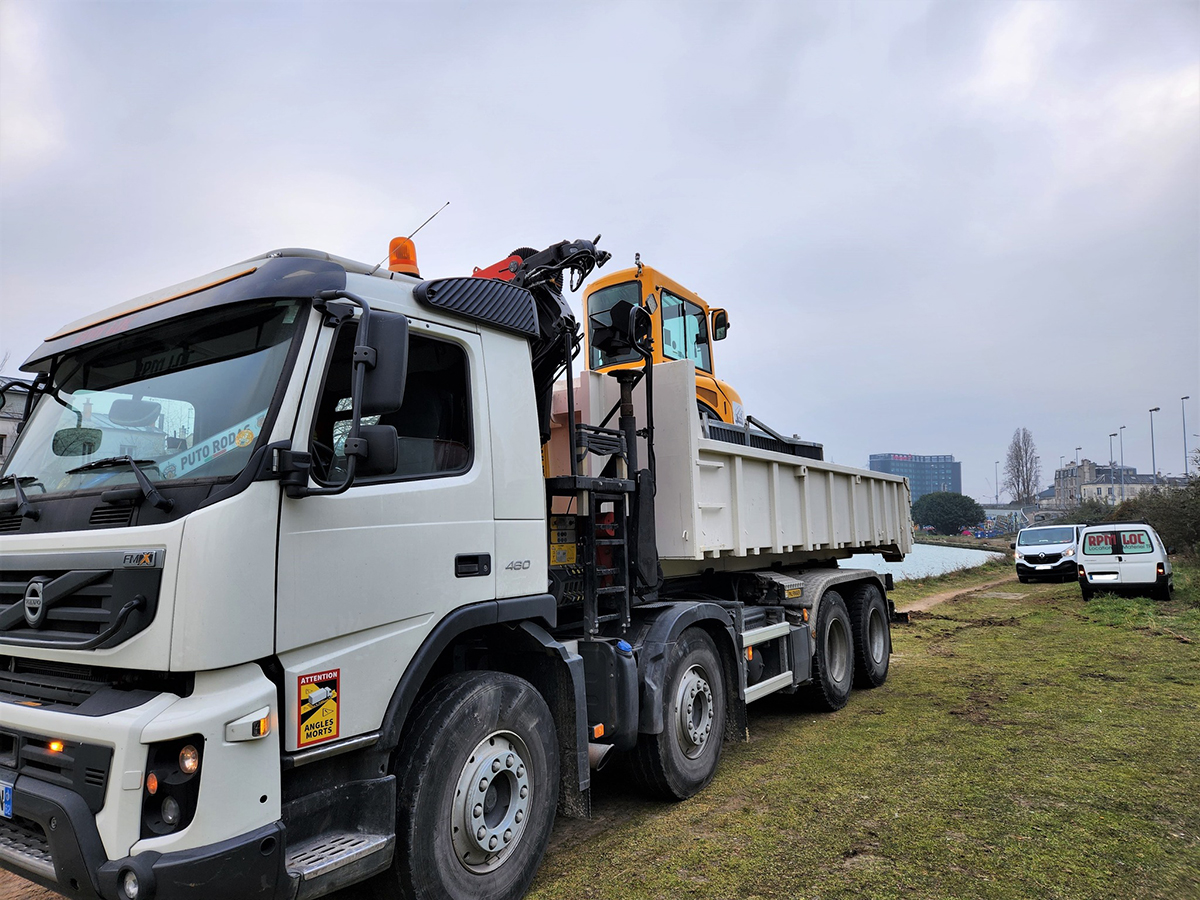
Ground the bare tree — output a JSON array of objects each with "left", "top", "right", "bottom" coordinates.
[
  {"left": 0, "top": 350, "right": 10, "bottom": 374},
  {"left": 1004, "top": 427, "right": 1040, "bottom": 506}
]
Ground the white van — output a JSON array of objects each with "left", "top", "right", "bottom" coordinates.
[
  {"left": 1012, "top": 524, "right": 1086, "bottom": 583},
  {"left": 1076, "top": 522, "right": 1174, "bottom": 601}
]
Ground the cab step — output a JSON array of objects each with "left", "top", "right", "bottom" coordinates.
[{"left": 287, "top": 831, "right": 394, "bottom": 899}]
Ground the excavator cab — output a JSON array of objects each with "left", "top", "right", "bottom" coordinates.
[{"left": 583, "top": 264, "right": 745, "bottom": 425}]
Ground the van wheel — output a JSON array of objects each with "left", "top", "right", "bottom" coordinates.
[
  {"left": 807, "top": 590, "right": 854, "bottom": 711},
  {"left": 369, "top": 672, "right": 559, "bottom": 900},
  {"left": 1154, "top": 583, "right": 1173, "bottom": 603},
  {"left": 630, "top": 627, "right": 726, "bottom": 800},
  {"left": 1080, "top": 584, "right": 1094, "bottom": 601},
  {"left": 848, "top": 584, "right": 890, "bottom": 689}
]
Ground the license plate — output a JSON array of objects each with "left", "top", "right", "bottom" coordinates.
[
  {"left": 1035, "top": 564, "right": 1052, "bottom": 570},
  {"left": 0, "top": 781, "right": 12, "bottom": 819}
]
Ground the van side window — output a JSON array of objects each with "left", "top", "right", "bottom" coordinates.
[{"left": 311, "top": 326, "right": 471, "bottom": 483}]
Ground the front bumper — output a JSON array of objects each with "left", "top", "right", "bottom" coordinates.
[
  {"left": 1015, "top": 558, "right": 1076, "bottom": 578},
  {"left": 2, "top": 773, "right": 286, "bottom": 899}
]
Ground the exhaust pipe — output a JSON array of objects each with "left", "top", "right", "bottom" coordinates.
[{"left": 588, "top": 742, "right": 616, "bottom": 771}]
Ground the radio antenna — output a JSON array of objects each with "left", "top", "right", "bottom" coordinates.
[
  {"left": 370, "top": 201, "right": 451, "bottom": 274},
  {"left": 408, "top": 200, "right": 450, "bottom": 239}
]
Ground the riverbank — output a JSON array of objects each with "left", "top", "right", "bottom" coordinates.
[{"left": 915, "top": 533, "right": 1013, "bottom": 553}]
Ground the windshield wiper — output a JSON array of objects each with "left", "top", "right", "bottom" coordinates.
[
  {"left": 0, "top": 474, "right": 41, "bottom": 520},
  {"left": 66, "top": 456, "right": 174, "bottom": 511}
]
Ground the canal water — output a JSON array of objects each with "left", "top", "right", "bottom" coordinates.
[{"left": 852, "top": 542, "right": 1003, "bottom": 582}]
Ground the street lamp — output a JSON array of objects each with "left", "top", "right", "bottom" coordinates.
[
  {"left": 994, "top": 460, "right": 999, "bottom": 506},
  {"left": 1119, "top": 425, "right": 1126, "bottom": 501},
  {"left": 1150, "top": 407, "right": 1160, "bottom": 487},
  {"left": 1109, "top": 433, "right": 1117, "bottom": 504},
  {"left": 1183, "top": 397, "right": 1191, "bottom": 479},
  {"left": 1075, "top": 446, "right": 1082, "bottom": 465}
]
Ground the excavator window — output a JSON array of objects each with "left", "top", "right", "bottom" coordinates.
[
  {"left": 661, "top": 289, "right": 711, "bottom": 373},
  {"left": 587, "top": 281, "right": 642, "bottom": 370}
]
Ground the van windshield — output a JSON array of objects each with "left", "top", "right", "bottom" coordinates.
[
  {"left": 1018, "top": 527, "right": 1075, "bottom": 546},
  {"left": 1, "top": 299, "right": 307, "bottom": 500}
]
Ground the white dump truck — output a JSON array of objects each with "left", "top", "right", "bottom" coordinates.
[{"left": 0, "top": 236, "right": 910, "bottom": 900}]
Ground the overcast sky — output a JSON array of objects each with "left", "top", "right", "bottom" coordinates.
[{"left": 2, "top": 0, "right": 1197, "bottom": 501}]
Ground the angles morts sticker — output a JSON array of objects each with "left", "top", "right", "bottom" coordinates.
[{"left": 298, "top": 669, "right": 340, "bottom": 747}]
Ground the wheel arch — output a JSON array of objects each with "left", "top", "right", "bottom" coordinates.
[
  {"left": 631, "top": 601, "right": 743, "bottom": 741},
  {"left": 375, "top": 595, "right": 592, "bottom": 818}
]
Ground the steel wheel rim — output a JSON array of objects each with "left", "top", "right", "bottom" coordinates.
[
  {"left": 826, "top": 616, "right": 850, "bottom": 683},
  {"left": 451, "top": 730, "right": 532, "bottom": 873},
  {"left": 867, "top": 605, "right": 886, "bottom": 664},
  {"left": 673, "top": 664, "right": 715, "bottom": 759}
]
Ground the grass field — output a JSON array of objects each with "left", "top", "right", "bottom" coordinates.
[
  {"left": 3, "top": 563, "right": 1197, "bottom": 900},
  {"left": 529, "top": 562, "right": 1200, "bottom": 900}
]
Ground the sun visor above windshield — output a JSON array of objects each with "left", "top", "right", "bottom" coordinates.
[{"left": 22, "top": 256, "right": 348, "bottom": 372}]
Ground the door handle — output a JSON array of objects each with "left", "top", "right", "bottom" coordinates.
[{"left": 455, "top": 554, "right": 491, "bottom": 578}]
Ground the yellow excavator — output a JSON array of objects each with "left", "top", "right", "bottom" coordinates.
[{"left": 582, "top": 256, "right": 745, "bottom": 425}]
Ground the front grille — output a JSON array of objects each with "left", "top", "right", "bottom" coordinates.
[
  {"left": 0, "top": 655, "right": 193, "bottom": 713},
  {"left": 1023, "top": 552, "right": 1063, "bottom": 564},
  {"left": 0, "top": 815, "right": 54, "bottom": 882},
  {"left": 0, "top": 551, "right": 162, "bottom": 650},
  {"left": 0, "top": 726, "right": 112, "bottom": 813}
]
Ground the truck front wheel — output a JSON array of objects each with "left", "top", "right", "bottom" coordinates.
[
  {"left": 808, "top": 590, "right": 854, "bottom": 711},
  {"left": 630, "top": 627, "right": 727, "bottom": 800},
  {"left": 849, "top": 583, "right": 890, "bottom": 689},
  {"left": 371, "top": 672, "right": 559, "bottom": 900}
]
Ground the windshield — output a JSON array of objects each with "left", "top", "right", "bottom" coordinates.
[
  {"left": 1018, "top": 527, "right": 1076, "bottom": 545},
  {"left": 587, "top": 281, "right": 642, "bottom": 370},
  {"left": 1, "top": 299, "right": 306, "bottom": 499}
]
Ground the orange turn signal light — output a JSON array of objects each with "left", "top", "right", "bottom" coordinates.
[
  {"left": 48, "top": 740, "right": 65, "bottom": 753},
  {"left": 146, "top": 772, "right": 159, "bottom": 795},
  {"left": 388, "top": 237, "right": 420, "bottom": 276},
  {"left": 590, "top": 723, "right": 605, "bottom": 740}
]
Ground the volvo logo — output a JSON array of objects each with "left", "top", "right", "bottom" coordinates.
[{"left": 24, "top": 580, "right": 47, "bottom": 628}]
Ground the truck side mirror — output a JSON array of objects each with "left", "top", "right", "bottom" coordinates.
[
  {"left": 357, "top": 424, "right": 398, "bottom": 476},
  {"left": 711, "top": 308, "right": 729, "bottom": 341},
  {"left": 361, "top": 312, "right": 409, "bottom": 416},
  {"left": 1009, "top": 542, "right": 1016, "bottom": 550}
]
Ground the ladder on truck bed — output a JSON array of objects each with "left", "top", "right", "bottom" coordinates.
[{"left": 546, "top": 422, "right": 636, "bottom": 635}]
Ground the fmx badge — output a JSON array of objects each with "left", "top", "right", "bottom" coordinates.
[{"left": 298, "top": 669, "right": 339, "bottom": 747}]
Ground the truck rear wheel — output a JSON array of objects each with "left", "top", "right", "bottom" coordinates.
[
  {"left": 630, "top": 627, "right": 726, "bottom": 800},
  {"left": 848, "top": 583, "right": 890, "bottom": 689},
  {"left": 371, "top": 672, "right": 559, "bottom": 900},
  {"left": 807, "top": 590, "right": 854, "bottom": 711}
]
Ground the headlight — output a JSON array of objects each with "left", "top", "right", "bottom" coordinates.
[
  {"left": 1015, "top": 552, "right": 1024, "bottom": 560},
  {"left": 141, "top": 735, "right": 204, "bottom": 838},
  {"left": 1062, "top": 547, "right": 1075, "bottom": 558}
]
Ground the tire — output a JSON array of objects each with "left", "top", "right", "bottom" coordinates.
[
  {"left": 807, "top": 590, "right": 854, "bottom": 711},
  {"left": 630, "top": 627, "right": 726, "bottom": 800},
  {"left": 1154, "top": 582, "right": 1173, "bottom": 603},
  {"left": 1017, "top": 575, "right": 1030, "bottom": 584},
  {"left": 368, "top": 672, "right": 559, "bottom": 900},
  {"left": 1080, "top": 584, "right": 1094, "bottom": 601},
  {"left": 848, "top": 583, "right": 890, "bottom": 689}
]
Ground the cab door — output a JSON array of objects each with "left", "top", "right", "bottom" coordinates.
[{"left": 275, "top": 317, "right": 494, "bottom": 751}]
